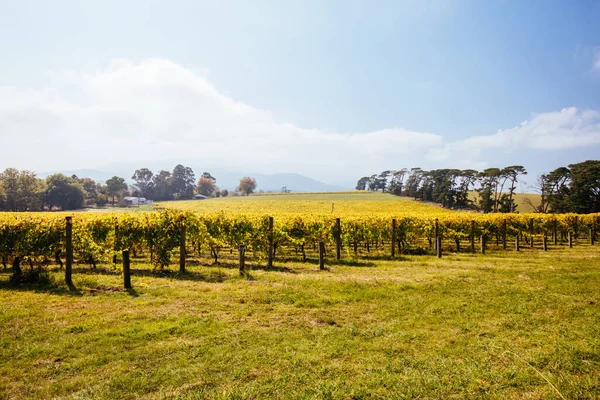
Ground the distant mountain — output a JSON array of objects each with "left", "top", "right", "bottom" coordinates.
[
  {"left": 234, "top": 173, "right": 347, "bottom": 193},
  {"left": 38, "top": 167, "right": 350, "bottom": 193}
]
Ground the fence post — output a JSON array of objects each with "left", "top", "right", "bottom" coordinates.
[
  {"left": 113, "top": 222, "right": 119, "bottom": 265},
  {"left": 437, "top": 236, "right": 442, "bottom": 258},
  {"left": 529, "top": 218, "right": 534, "bottom": 248},
  {"left": 567, "top": 231, "right": 573, "bottom": 248},
  {"left": 179, "top": 221, "right": 186, "bottom": 273},
  {"left": 502, "top": 219, "right": 507, "bottom": 250},
  {"left": 391, "top": 218, "right": 397, "bottom": 257},
  {"left": 239, "top": 245, "right": 245, "bottom": 276},
  {"left": 515, "top": 234, "right": 519, "bottom": 252},
  {"left": 480, "top": 235, "right": 486, "bottom": 255},
  {"left": 123, "top": 249, "right": 131, "bottom": 289},
  {"left": 65, "top": 216, "right": 73, "bottom": 288},
  {"left": 568, "top": 232, "right": 573, "bottom": 248},
  {"left": 470, "top": 220, "right": 475, "bottom": 253},
  {"left": 434, "top": 219, "right": 439, "bottom": 252},
  {"left": 268, "top": 216, "right": 274, "bottom": 268},
  {"left": 590, "top": 227, "right": 595, "bottom": 246},
  {"left": 543, "top": 236, "right": 548, "bottom": 252},
  {"left": 553, "top": 219, "right": 558, "bottom": 245},
  {"left": 318, "top": 241, "right": 325, "bottom": 270},
  {"left": 335, "top": 218, "right": 341, "bottom": 261}
]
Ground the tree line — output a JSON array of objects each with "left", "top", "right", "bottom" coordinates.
[
  {"left": 356, "top": 160, "right": 600, "bottom": 214},
  {"left": 0, "top": 164, "right": 258, "bottom": 211}
]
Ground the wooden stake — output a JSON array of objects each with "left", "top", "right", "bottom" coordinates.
[
  {"left": 480, "top": 235, "right": 486, "bottom": 255},
  {"left": 436, "top": 236, "right": 442, "bottom": 258},
  {"left": 515, "top": 234, "right": 519, "bottom": 252},
  {"left": 502, "top": 219, "right": 507, "bottom": 250},
  {"left": 543, "top": 236, "right": 547, "bottom": 252},
  {"left": 470, "top": 220, "right": 475, "bottom": 253},
  {"left": 335, "top": 218, "right": 341, "bottom": 261},
  {"left": 391, "top": 218, "right": 397, "bottom": 257},
  {"left": 123, "top": 249, "right": 131, "bottom": 289},
  {"left": 179, "top": 222, "right": 186, "bottom": 274},
  {"left": 568, "top": 232, "right": 573, "bottom": 248},
  {"left": 268, "top": 216, "right": 274, "bottom": 268},
  {"left": 65, "top": 216, "right": 73, "bottom": 288},
  {"left": 529, "top": 218, "right": 534, "bottom": 248},
  {"left": 239, "top": 245, "right": 245, "bottom": 276},
  {"left": 318, "top": 241, "right": 325, "bottom": 270},
  {"left": 434, "top": 219, "right": 439, "bottom": 252}
]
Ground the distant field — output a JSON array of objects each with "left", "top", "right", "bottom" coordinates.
[
  {"left": 158, "top": 191, "right": 546, "bottom": 217},
  {"left": 468, "top": 192, "right": 543, "bottom": 213},
  {"left": 157, "top": 191, "right": 461, "bottom": 217}
]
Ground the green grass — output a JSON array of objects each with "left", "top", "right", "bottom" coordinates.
[{"left": 1, "top": 246, "right": 599, "bottom": 399}]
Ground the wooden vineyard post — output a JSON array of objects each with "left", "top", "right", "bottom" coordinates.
[
  {"left": 65, "top": 216, "right": 74, "bottom": 289},
  {"left": 434, "top": 219, "right": 439, "bottom": 252},
  {"left": 543, "top": 236, "right": 548, "bottom": 252},
  {"left": 590, "top": 222, "right": 595, "bottom": 246},
  {"left": 123, "top": 249, "right": 131, "bottom": 289},
  {"left": 529, "top": 218, "right": 534, "bottom": 248},
  {"left": 515, "top": 234, "right": 520, "bottom": 252},
  {"left": 318, "top": 241, "right": 325, "bottom": 271},
  {"left": 335, "top": 218, "right": 341, "bottom": 261},
  {"left": 391, "top": 219, "right": 397, "bottom": 257},
  {"left": 239, "top": 245, "right": 245, "bottom": 276},
  {"left": 552, "top": 220, "right": 558, "bottom": 245},
  {"left": 268, "top": 216, "right": 274, "bottom": 268},
  {"left": 179, "top": 221, "right": 186, "bottom": 274},
  {"left": 480, "top": 235, "right": 486, "bottom": 255},
  {"left": 568, "top": 232, "right": 573, "bottom": 248},
  {"left": 502, "top": 219, "right": 507, "bottom": 250},
  {"left": 470, "top": 220, "right": 475, "bottom": 253},
  {"left": 436, "top": 236, "right": 442, "bottom": 258},
  {"left": 113, "top": 221, "right": 119, "bottom": 265}
]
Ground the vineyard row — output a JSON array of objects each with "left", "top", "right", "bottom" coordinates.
[{"left": 2, "top": 211, "right": 599, "bottom": 272}]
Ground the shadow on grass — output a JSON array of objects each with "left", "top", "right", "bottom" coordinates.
[{"left": 0, "top": 270, "right": 83, "bottom": 296}]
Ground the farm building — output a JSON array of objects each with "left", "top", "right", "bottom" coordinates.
[
  {"left": 194, "top": 194, "right": 209, "bottom": 200},
  {"left": 121, "top": 197, "right": 153, "bottom": 206}
]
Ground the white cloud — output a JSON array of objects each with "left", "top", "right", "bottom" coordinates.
[
  {"left": 594, "top": 50, "right": 600, "bottom": 71},
  {"left": 429, "top": 107, "right": 600, "bottom": 164},
  {"left": 0, "top": 58, "right": 599, "bottom": 182}
]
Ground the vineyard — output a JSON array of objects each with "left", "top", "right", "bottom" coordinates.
[{"left": 2, "top": 208, "right": 598, "bottom": 276}]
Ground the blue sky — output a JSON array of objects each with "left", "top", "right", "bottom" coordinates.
[{"left": 0, "top": 0, "right": 599, "bottom": 187}]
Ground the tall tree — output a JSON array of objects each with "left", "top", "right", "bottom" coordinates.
[
  {"left": 237, "top": 177, "right": 257, "bottom": 196},
  {"left": 45, "top": 174, "right": 86, "bottom": 210},
  {"left": 388, "top": 169, "right": 408, "bottom": 196},
  {"left": 542, "top": 167, "right": 571, "bottom": 213},
  {"left": 196, "top": 176, "right": 217, "bottom": 197},
  {"left": 105, "top": 176, "right": 128, "bottom": 206},
  {"left": 172, "top": 165, "right": 196, "bottom": 199},
  {"left": 132, "top": 168, "right": 154, "bottom": 197},
  {"left": 149, "top": 170, "right": 173, "bottom": 200},
  {"left": 501, "top": 166, "right": 527, "bottom": 212},
  {"left": 477, "top": 168, "right": 501, "bottom": 213},
  {"left": 0, "top": 168, "right": 44, "bottom": 211},
  {"left": 355, "top": 176, "right": 370, "bottom": 191},
  {"left": 567, "top": 160, "right": 600, "bottom": 213}
]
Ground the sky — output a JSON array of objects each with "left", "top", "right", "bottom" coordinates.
[{"left": 0, "top": 0, "right": 599, "bottom": 188}]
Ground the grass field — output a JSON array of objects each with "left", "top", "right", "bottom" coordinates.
[
  {"left": 157, "top": 191, "right": 545, "bottom": 217},
  {"left": 157, "top": 191, "right": 458, "bottom": 217},
  {"left": 1, "top": 245, "right": 599, "bottom": 399}
]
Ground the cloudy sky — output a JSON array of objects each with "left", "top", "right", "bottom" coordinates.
[{"left": 1, "top": 0, "right": 599, "bottom": 187}]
